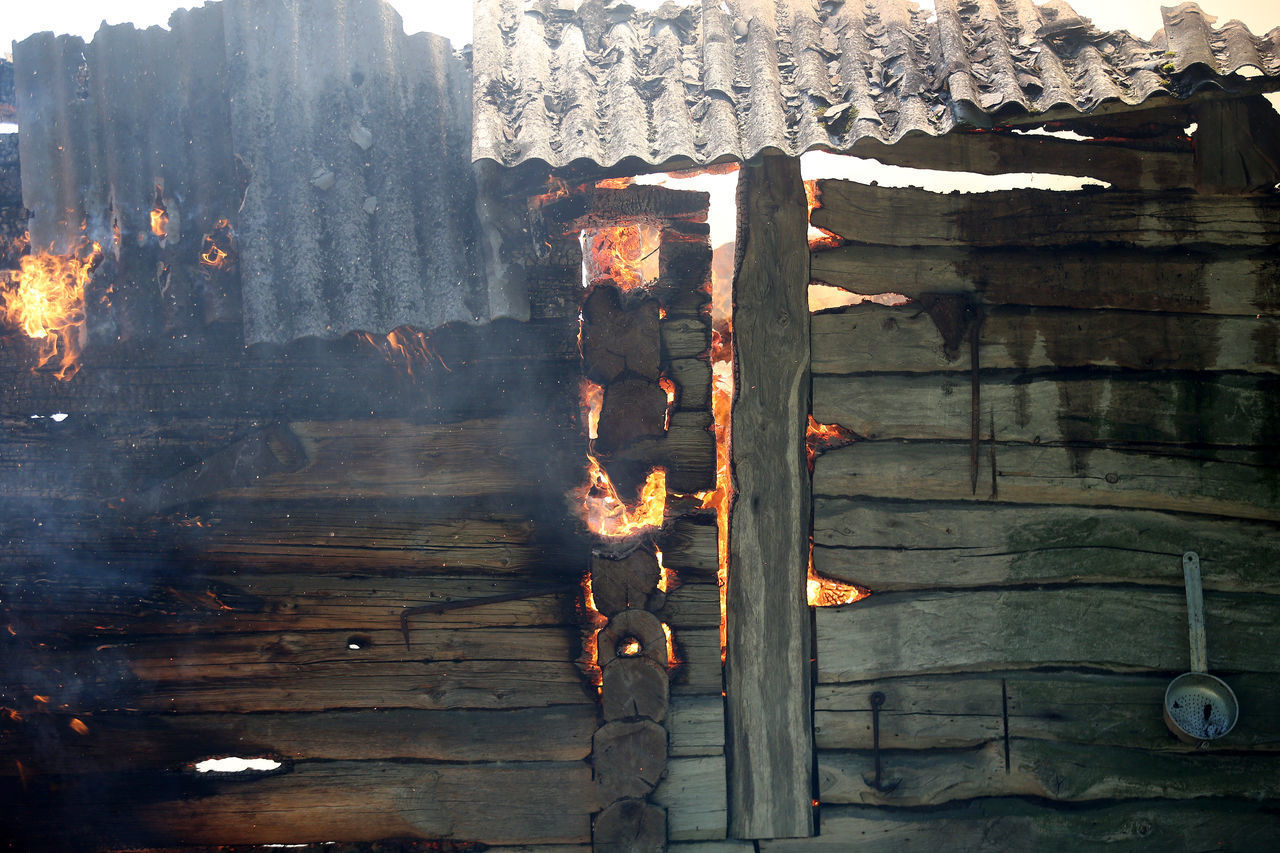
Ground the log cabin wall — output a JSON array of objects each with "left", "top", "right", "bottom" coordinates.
[
  {"left": 0, "top": 130, "right": 605, "bottom": 847},
  {"left": 767, "top": 105, "right": 1280, "bottom": 850}
]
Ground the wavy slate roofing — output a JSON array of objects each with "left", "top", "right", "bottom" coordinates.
[{"left": 471, "top": 0, "right": 1280, "bottom": 169}]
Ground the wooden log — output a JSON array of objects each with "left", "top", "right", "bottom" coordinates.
[
  {"left": 809, "top": 244, "right": 1280, "bottom": 315},
  {"left": 596, "top": 378, "right": 669, "bottom": 454},
  {"left": 655, "top": 583, "right": 720, "bottom": 631},
  {"left": 759, "top": 799, "right": 1280, "bottom": 852},
  {"left": 581, "top": 284, "right": 661, "bottom": 384},
  {"left": 726, "top": 154, "right": 815, "bottom": 839},
  {"left": 0, "top": 706, "right": 598, "bottom": 774},
  {"left": 592, "top": 548, "right": 660, "bottom": 616},
  {"left": 543, "top": 185, "right": 708, "bottom": 230},
  {"left": 815, "top": 587, "right": 1280, "bottom": 684},
  {"left": 670, "top": 628, "right": 723, "bottom": 697},
  {"left": 662, "top": 316, "right": 711, "bottom": 360},
  {"left": 668, "top": 695, "right": 726, "bottom": 757},
  {"left": 602, "top": 657, "right": 669, "bottom": 722},
  {"left": 810, "top": 304, "right": 1280, "bottom": 375},
  {"left": 187, "top": 417, "right": 577, "bottom": 502},
  {"left": 810, "top": 181, "right": 1280, "bottom": 249},
  {"left": 597, "top": 609, "right": 668, "bottom": 669},
  {"left": 812, "top": 499, "right": 1280, "bottom": 593},
  {"left": 843, "top": 131, "right": 1195, "bottom": 190},
  {"left": 656, "top": 513, "right": 718, "bottom": 582},
  {"left": 593, "top": 799, "right": 668, "bottom": 853},
  {"left": 612, "top": 410, "right": 715, "bottom": 494},
  {"left": 3, "top": 571, "right": 584, "bottom": 638},
  {"left": 668, "top": 357, "right": 712, "bottom": 412},
  {"left": 812, "top": 372, "right": 1277, "bottom": 447},
  {"left": 816, "top": 672, "right": 1280, "bottom": 752},
  {"left": 652, "top": 755, "right": 728, "bottom": 842},
  {"left": 817, "top": 739, "right": 1280, "bottom": 807},
  {"left": 813, "top": 440, "right": 1280, "bottom": 521},
  {"left": 34, "top": 760, "right": 595, "bottom": 846},
  {"left": 593, "top": 719, "right": 669, "bottom": 804},
  {"left": 1193, "top": 95, "right": 1280, "bottom": 193}
]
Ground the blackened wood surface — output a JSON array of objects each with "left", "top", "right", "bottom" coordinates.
[
  {"left": 811, "top": 181, "right": 1280, "bottom": 248},
  {"left": 726, "top": 155, "right": 814, "bottom": 839}
]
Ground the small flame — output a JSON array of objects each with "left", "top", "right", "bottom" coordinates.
[
  {"left": 69, "top": 718, "right": 89, "bottom": 735},
  {"left": 806, "top": 415, "right": 857, "bottom": 470},
  {"left": 581, "top": 457, "right": 667, "bottom": 539},
  {"left": 150, "top": 184, "right": 169, "bottom": 240},
  {"left": 804, "top": 180, "right": 843, "bottom": 250},
  {"left": 619, "top": 637, "right": 643, "bottom": 656},
  {"left": 1, "top": 239, "right": 102, "bottom": 380},
  {"left": 596, "top": 177, "right": 635, "bottom": 189},
  {"left": 530, "top": 176, "right": 572, "bottom": 208},
  {"left": 661, "top": 621, "right": 678, "bottom": 667},
  {"left": 659, "top": 375, "right": 677, "bottom": 430},
  {"left": 199, "top": 218, "right": 234, "bottom": 270},
  {"left": 581, "top": 380, "right": 604, "bottom": 441},
  {"left": 351, "top": 326, "right": 449, "bottom": 378},
  {"left": 578, "top": 575, "right": 606, "bottom": 691},
  {"left": 655, "top": 549, "right": 678, "bottom": 594}
]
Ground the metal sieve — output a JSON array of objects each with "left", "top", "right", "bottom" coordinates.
[{"left": 1163, "top": 551, "right": 1239, "bottom": 745}]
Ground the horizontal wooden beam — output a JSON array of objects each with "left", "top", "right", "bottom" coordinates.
[
  {"left": 3, "top": 760, "right": 594, "bottom": 847},
  {"left": 815, "top": 671, "right": 1280, "bottom": 752},
  {"left": 809, "top": 244, "right": 1279, "bottom": 316},
  {"left": 812, "top": 372, "right": 1276, "bottom": 447},
  {"left": 813, "top": 442, "right": 1280, "bottom": 521},
  {"left": 811, "top": 180, "right": 1280, "bottom": 249},
  {"left": 844, "top": 131, "right": 1194, "bottom": 191},
  {"left": 813, "top": 499, "right": 1280, "bottom": 594},
  {"left": 760, "top": 799, "right": 1280, "bottom": 852},
  {"left": 811, "top": 304, "right": 1279, "bottom": 375},
  {"left": 815, "top": 587, "right": 1280, "bottom": 683}
]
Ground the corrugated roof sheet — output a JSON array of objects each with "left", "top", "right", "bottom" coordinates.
[
  {"left": 472, "top": 0, "right": 1280, "bottom": 169},
  {"left": 14, "top": 0, "right": 525, "bottom": 347}
]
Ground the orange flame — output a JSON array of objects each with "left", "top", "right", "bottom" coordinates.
[
  {"left": 805, "top": 180, "right": 843, "bottom": 250},
  {"left": 69, "top": 718, "right": 89, "bottom": 735},
  {"left": 150, "top": 184, "right": 169, "bottom": 241},
  {"left": 661, "top": 621, "right": 678, "bottom": 666},
  {"left": 1, "top": 239, "right": 102, "bottom": 380},
  {"left": 351, "top": 327, "right": 449, "bottom": 378},
  {"left": 596, "top": 177, "right": 635, "bottom": 189},
  {"left": 581, "top": 380, "right": 604, "bottom": 441},
  {"left": 659, "top": 375, "right": 677, "bottom": 430},
  {"left": 655, "top": 548, "right": 679, "bottom": 594},
  {"left": 807, "top": 415, "right": 857, "bottom": 470},
  {"left": 578, "top": 575, "right": 607, "bottom": 691},
  {"left": 530, "top": 176, "right": 572, "bottom": 208},
  {"left": 199, "top": 218, "right": 234, "bottom": 270},
  {"left": 807, "top": 542, "right": 868, "bottom": 608},
  {"left": 580, "top": 456, "right": 667, "bottom": 539},
  {"left": 582, "top": 224, "right": 659, "bottom": 290}
]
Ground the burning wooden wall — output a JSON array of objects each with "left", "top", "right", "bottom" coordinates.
[{"left": 766, "top": 99, "right": 1280, "bottom": 850}]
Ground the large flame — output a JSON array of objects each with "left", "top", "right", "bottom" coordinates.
[
  {"left": 582, "top": 224, "right": 660, "bottom": 290},
  {"left": 1, "top": 240, "right": 102, "bottom": 381},
  {"left": 581, "top": 456, "right": 667, "bottom": 539}
]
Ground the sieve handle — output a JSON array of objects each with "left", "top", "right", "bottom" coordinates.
[{"left": 1183, "top": 551, "right": 1208, "bottom": 673}]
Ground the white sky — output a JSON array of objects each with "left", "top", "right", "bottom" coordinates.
[{"left": 2, "top": 0, "right": 1278, "bottom": 57}]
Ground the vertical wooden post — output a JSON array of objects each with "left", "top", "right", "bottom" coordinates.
[{"left": 726, "top": 154, "right": 815, "bottom": 838}]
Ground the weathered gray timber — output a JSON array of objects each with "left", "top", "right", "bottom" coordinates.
[
  {"left": 812, "top": 442, "right": 1280, "bottom": 522},
  {"left": 811, "top": 181, "right": 1280, "bottom": 249},
  {"left": 816, "top": 588, "right": 1280, "bottom": 684},
  {"left": 817, "top": 740, "right": 1280, "bottom": 806},
  {"left": 652, "top": 755, "right": 729, "bottom": 842},
  {"left": 810, "top": 304, "right": 1279, "bottom": 375},
  {"left": 809, "top": 245, "right": 1280, "bottom": 315},
  {"left": 812, "top": 372, "right": 1277, "bottom": 446},
  {"left": 759, "top": 800, "right": 1280, "bottom": 852},
  {"left": 726, "top": 155, "right": 815, "bottom": 838},
  {"left": 668, "top": 695, "right": 727, "bottom": 757},
  {"left": 1193, "top": 95, "right": 1280, "bottom": 193},
  {"left": 815, "top": 672, "right": 1280, "bottom": 752},
  {"left": 813, "top": 500, "right": 1280, "bottom": 593}
]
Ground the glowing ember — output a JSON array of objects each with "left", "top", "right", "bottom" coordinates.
[
  {"left": 150, "top": 184, "right": 170, "bottom": 241},
  {"left": 581, "top": 456, "right": 667, "bottom": 539},
  {"left": 807, "top": 415, "right": 857, "bottom": 470},
  {"left": 618, "top": 637, "right": 643, "bottom": 657},
  {"left": 1, "top": 239, "right": 102, "bottom": 381},
  {"left": 69, "top": 718, "right": 89, "bottom": 735},
  {"left": 807, "top": 569, "right": 867, "bottom": 608},
  {"left": 578, "top": 575, "right": 607, "bottom": 691},
  {"left": 582, "top": 224, "right": 660, "bottom": 290},
  {"left": 597, "top": 177, "right": 635, "bottom": 189},
  {"left": 199, "top": 218, "right": 235, "bottom": 270}
]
